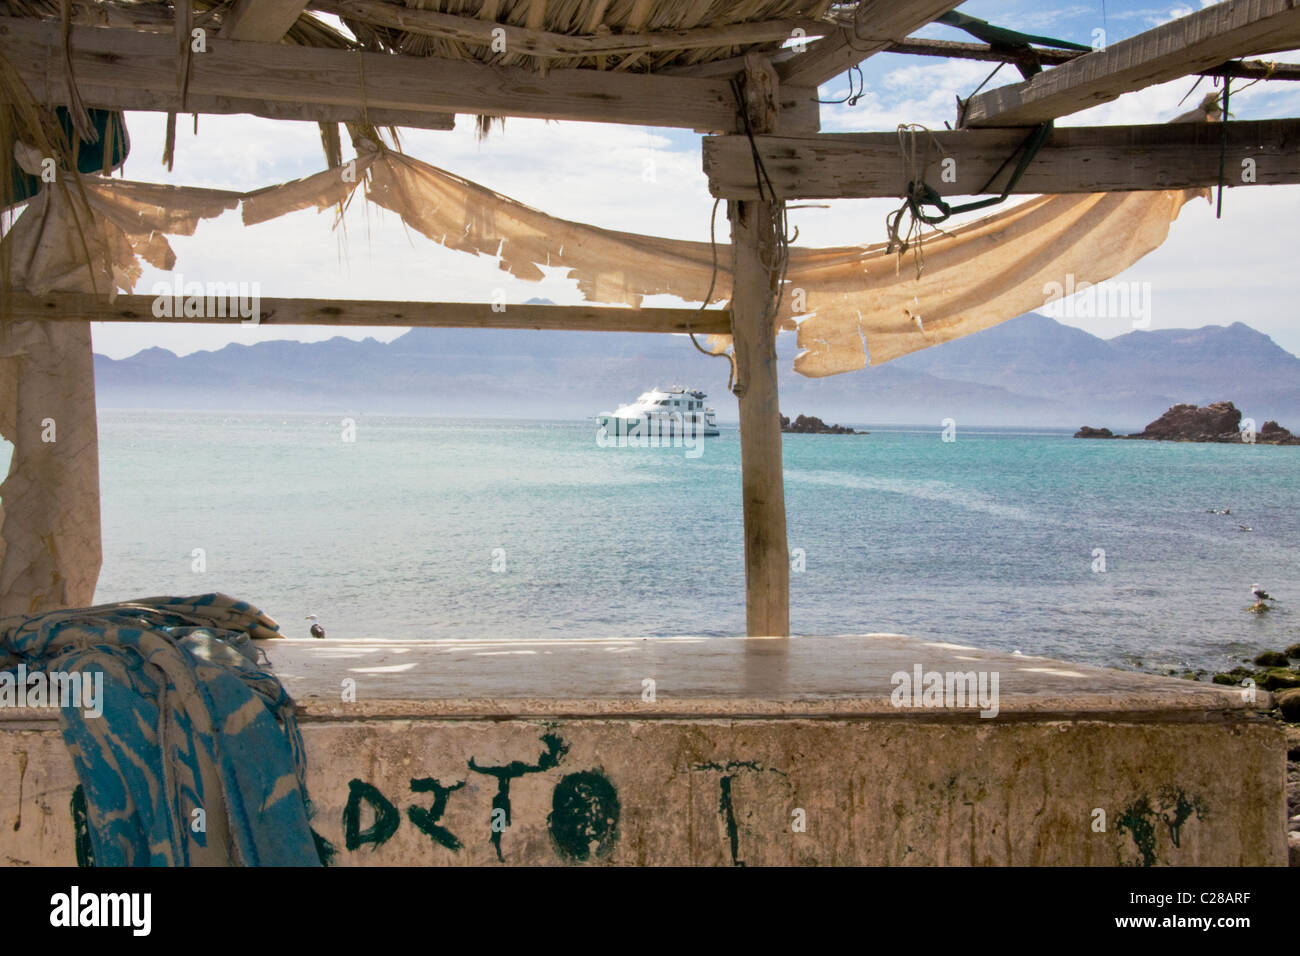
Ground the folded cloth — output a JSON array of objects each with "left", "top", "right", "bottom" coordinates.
[{"left": 0, "top": 593, "right": 323, "bottom": 866}]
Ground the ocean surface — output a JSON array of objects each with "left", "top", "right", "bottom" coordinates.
[{"left": 84, "top": 410, "right": 1299, "bottom": 674}]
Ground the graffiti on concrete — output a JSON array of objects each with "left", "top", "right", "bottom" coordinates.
[
  {"left": 333, "top": 732, "right": 619, "bottom": 863},
  {"left": 408, "top": 777, "right": 466, "bottom": 852},
  {"left": 1115, "top": 787, "right": 1209, "bottom": 867},
  {"left": 548, "top": 770, "right": 620, "bottom": 863},
  {"left": 692, "top": 761, "right": 787, "bottom": 867},
  {"left": 343, "top": 779, "right": 401, "bottom": 851},
  {"left": 468, "top": 731, "right": 568, "bottom": 861}
]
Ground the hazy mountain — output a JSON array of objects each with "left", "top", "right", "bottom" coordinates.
[
  {"left": 885, "top": 315, "right": 1300, "bottom": 428},
  {"left": 93, "top": 311, "right": 1300, "bottom": 429}
]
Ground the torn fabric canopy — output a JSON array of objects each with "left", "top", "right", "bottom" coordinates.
[
  {"left": 787, "top": 187, "right": 1202, "bottom": 374},
  {"left": 0, "top": 126, "right": 1205, "bottom": 615}
]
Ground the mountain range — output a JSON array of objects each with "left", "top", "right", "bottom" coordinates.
[{"left": 92, "top": 310, "right": 1300, "bottom": 429}]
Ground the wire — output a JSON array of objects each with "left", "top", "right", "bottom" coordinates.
[
  {"left": 703, "top": 73, "right": 797, "bottom": 397},
  {"left": 684, "top": 198, "right": 739, "bottom": 393},
  {"left": 1177, "top": 73, "right": 1207, "bottom": 108},
  {"left": 818, "top": 64, "right": 866, "bottom": 105},
  {"left": 1217, "top": 75, "right": 1230, "bottom": 219},
  {"left": 967, "top": 60, "right": 1005, "bottom": 100}
]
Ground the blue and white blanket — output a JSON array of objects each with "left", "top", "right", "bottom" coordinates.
[{"left": 0, "top": 593, "right": 324, "bottom": 866}]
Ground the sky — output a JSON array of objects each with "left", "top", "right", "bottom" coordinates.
[{"left": 81, "top": 0, "right": 1300, "bottom": 360}]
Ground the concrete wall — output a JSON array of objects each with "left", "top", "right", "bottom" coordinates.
[{"left": 3, "top": 715, "right": 1286, "bottom": 866}]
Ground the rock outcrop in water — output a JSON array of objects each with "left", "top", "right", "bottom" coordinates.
[
  {"left": 1132, "top": 401, "right": 1246, "bottom": 441},
  {"left": 1258, "top": 420, "right": 1300, "bottom": 444},
  {"left": 1073, "top": 402, "right": 1300, "bottom": 444},
  {"left": 780, "top": 414, "right": 860, "bottom": 435}
]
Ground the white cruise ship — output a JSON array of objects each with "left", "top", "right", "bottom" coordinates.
[{"left": 597, "top": 386, "right": 720, "bottom": 438}]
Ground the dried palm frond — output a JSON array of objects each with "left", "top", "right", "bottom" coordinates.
[
  {"left": 476, "top": 115, "right": 506, "bottom": 140},
  {"left": 181, "top": 3, "right": 398, "bottom": 165},
  {"left": 2, "top": 0, "right": 839, "bottom": 152}
]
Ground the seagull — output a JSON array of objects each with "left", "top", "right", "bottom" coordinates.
[
  {"left": 1252, "top": 584, "right": 1273, "bottom": 602},
  {"left": 306, "top": 614, "right": 326, "bottom": 639},
  {"left": 1239, "top": 525, "right": 1253, "bottom": 532}
]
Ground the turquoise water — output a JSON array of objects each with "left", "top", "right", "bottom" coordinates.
[{"left": 92, "top": 410, "right": 1299, "bottom": 673}]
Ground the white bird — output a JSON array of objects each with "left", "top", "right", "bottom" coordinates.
[
  {"left": 1239, "top": 525, "right": 1253, "bottom": 532},
  {"left": 1252, "top": 584, "right": 1273, "bottom": 602}
]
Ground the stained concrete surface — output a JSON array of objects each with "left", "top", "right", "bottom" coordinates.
[{"left": 0, "top": 634, "right": 1286, "bottom": 866}]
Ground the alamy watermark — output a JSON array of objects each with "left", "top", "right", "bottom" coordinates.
[
  {"left": 890, "top": 664, "right": 1000, "bottom": 718},
  {"left": 50, "top": 886, "right": 150, "bottom": 936},
  {"left": 0, "top": 664, "right": 103, "bottom": 718},
  {"left": 150, "top": 272, "right": 261, "bottom": 324},
  {"left": 1042, "top": 274, "right": 1152, "bottom": 329},
  {"left": 596, "top": 414, "right": 704, "bottom": 459}
]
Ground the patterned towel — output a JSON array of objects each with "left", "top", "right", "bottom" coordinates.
[{"left": 0, "top": 593, "right": 324, "bottom": 866}]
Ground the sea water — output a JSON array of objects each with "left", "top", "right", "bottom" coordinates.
[{"left": 90, "top": 410, "right": 1298, "bottom": 674}]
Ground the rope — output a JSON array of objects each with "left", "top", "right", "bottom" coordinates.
[
  {"left": 723, "top": 72, "right": 797, "bottom": 397},
  {"left": 684, "top": 197, "right": 739, "bottom": 394},
  {"left": 356, "top": 46, "right": 373, "bottom": 132},
  {"left": 886, "top": 120, "right": 1052, "bottom": 276},
  {"left": 885, "top": 123, "right": 949, "bottom": 276},
  {"left": 58, "top": 0, "right": 95, "bottom": 144},
  {"left": 1217, "top": 74, "right": 1230, "bottom": 219}
]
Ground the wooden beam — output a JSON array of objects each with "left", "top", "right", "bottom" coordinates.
[
  {"left": 3, "top": 294, "right": 732, "bottom": 335},
  {"left": 884, "top": 36, "right": 1300, "bottom": 81},
  {"left": 312, "top": 0, "right": 831, "bottom": 60},
  {"left": 963, "top": 0, "right": 1300, "bottom": 127},
  {"left": 219, "top": 0, "right": 310, "bottom": 42},
  {"left": 731, "top": 199, "right": 790, "bottom": 638},
  {"left": 670, "top": 37, "right": 1300, "bottom": 82},
  {"left": 53, "top": 83, "right": 455, "bottom": 130},
  {"left": 730, "top": 57, "right": 789, "bottom": 639},
  {"left": 703, "top": 119, "right": 1300, "bottom": 199},
  {"left": 887, "top": 36, "right": 1083, "bottom": 67},
  {"left": 0, "top": 17, "right": 742, "bottom": 132},
  {"left": 777, "top": 0, "right": 962, "bottom": 88}
]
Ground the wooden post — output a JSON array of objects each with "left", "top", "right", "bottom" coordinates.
[{"left": 730, "top": 54, "right": 789, "bottom": 638}]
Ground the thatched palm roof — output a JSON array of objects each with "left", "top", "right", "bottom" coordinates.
[
  {"left": 326, "top": 0, "right": 841, "bottom": 74},
  {"left": 4, "top": 0, "right": 846, "bottom": 74}
]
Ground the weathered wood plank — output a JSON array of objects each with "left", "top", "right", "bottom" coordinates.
[
  {"left": 885, "top": 36, "right": 1300, "bottom": 81},
  {"left": 220, "top": 0, "right": 310, "bottom": 42},
  {"left": 963, "top": 0, "right": 1300, "bottom": 127},
  {"left": 703, "top": 119, "right": 1300, "bottom": 199},
  {"left": 670, "top": 37, "right": 1300, "bottom": 82},
  {"left": 730, "top": 198, "right": 790, "bottom": 638},
  {"left": 312, "top": 0, "right": 830, "bottom": 59},
  {"left": 730, "top": 57, "right": 789, "bottom": 639},
  {"left": 58, "top": 82, "right": 454, "bottom": 129},
  {"left": 3, "top": 294, "right": 732, "bottom": 334},
  {"left": 0, "top": 17, "right": 742, "bottom": 131},
  {"left": 777, "top": 0, "right": 962, "bottom": 88}
]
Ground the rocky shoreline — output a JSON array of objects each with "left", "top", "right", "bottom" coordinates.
[
  {"left": 1075, "top": 401, "right": 1300, "bottom": 444},
  {"left": 780, "top": 414, "right": 863, "bottom": 435}
]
